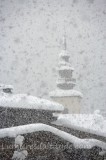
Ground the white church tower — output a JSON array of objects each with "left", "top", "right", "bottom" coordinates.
[{"left": 50, "top": 35, "right": 83, "bottom": 113}]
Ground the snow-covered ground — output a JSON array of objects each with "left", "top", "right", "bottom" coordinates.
[
  {"left": 53, "top": 110, "right": 106, "bottom": 137},
  {"left": 0, "top": 93, "right": 64, "bottom": 111},
  {"left": 0, "top": 123, "right": 106, "bottom": 150}
]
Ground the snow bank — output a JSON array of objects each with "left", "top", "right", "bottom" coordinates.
[
  {"left": 50, "top": 89, "right": 83, "bottom": 98},
  {"left": 0, "top": 123, "right": 106, "bottom": 150},
  {"left": 53, "top": 111, "right": 106, "bottom": 137},
  {"left": 0, "top": 93, "right": 64, "bottom": 111}
]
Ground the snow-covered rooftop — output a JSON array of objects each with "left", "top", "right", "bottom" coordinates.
[
  {"left": 58, "top": 61, "right": 74, "bottom": 70},
  {"left": 0, "top": 123, "right": 106, "bottom": 150},
  {"left": 50, "top": 89, "right": 83, "bottom": 98},
  {"left": 57, "top": 65, "right": 74, "bottom": 71},
  {"left": 0, "top": 93, "right": 64, "bottom": 111},
  {"left": 53, "top": 111, "right": 106, "bottom": 137},
  {"left": 59, "top": 50, "right": 69, "bottom": 58}
]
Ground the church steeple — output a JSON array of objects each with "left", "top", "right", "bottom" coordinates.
[
  {"left": 56, "top": 36, "right": 76, "bottom": 90},
  {"left": 50, "top": 35, "right": 83, "bottom": 113}
]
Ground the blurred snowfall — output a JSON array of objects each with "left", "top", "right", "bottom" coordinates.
[{"left": 0, "top": 0, "right": 106, "bottom": 113}]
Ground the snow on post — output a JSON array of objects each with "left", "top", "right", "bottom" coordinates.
[{"left": 0, "top": 84, "right": 13, "bottom": 94}]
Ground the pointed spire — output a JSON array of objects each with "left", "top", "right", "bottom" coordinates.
[
  {"left": 62, "top": 32, "right": 67, "bottom": 50},
  {"left": 62, "top": 33, "right": 67, "bottom": 50},
  {"left": 59, "top": 31, "right": 69, "bottom": 60}
]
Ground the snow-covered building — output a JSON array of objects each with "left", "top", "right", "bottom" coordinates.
[
  {"left": 50, "top": 36, "right": 83, "bottom": 113},
  {"left": 0, "top": 84, "right": 64, "bottom": 128}
]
